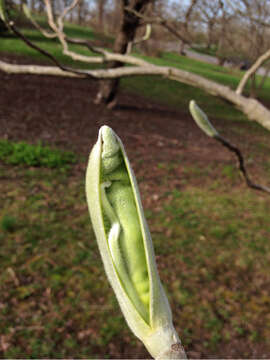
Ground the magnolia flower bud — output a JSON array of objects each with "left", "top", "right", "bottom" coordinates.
[
  {"left": 86, "top": 126, "right": 186, "bottom": 359},
  {"left": 189, "top": 100, "right": 219, "bottom": 138}
]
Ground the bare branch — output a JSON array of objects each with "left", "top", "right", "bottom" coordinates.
[
  {"left": 43, "top": 0, "right": 99, "bottom": 63},
  {"left": 126, "top": 24, "right": 152, "bottom": 54},
  {"left": 226, "top": 0, "right": 270, "bottom": 28},
  {"left": 182, "top": 0, "right": 199, "bottom": 34},
  {"left": 216, "top": 134, "right": 270, "bottom": 194},
  {"left": 22, "top": 4, "right": 57, "bottom": 38},
  {"left": 43, "top": 0, "right": 58, "bottom": 33},
  {"left": 22, "top": 11, "right": 105, "bottom": 59},
  {"left": 7, "top": 21, "right": 92, "bottom": 78},
  {"left": 22, "top": 1, "right": 149, "bottom": 67},
  {"left": 57, "top": 0, "right": 79, "bottom": 32},
  {"left": 236, "top": 48, "right": 270, "bottom": 95},
  {"left": 17, "top": 3, "right": 111, "bottom": 63},
  {"left": 186, "top": 0, "right": 199, "bottom": 20},
  {"left": 35, "top": 0, "right": 150, "bottom": 66},
  {"left": 21, "top": 7, "right": 149, "bottom": 67},
  {"left": 189, "top": 101, "right": 270, "bottom": 194},
  {"left": 44, "top": 0, "right": 98, "bottom": 63},
  {"left": 0, "top": 59, "right": 81, "bottom": 77},
  {"left": 1, "top": 58, "right": 270, "bottom": 132},
  {"left": 125, "top": 6, "right": 191, "bottom": 45}
]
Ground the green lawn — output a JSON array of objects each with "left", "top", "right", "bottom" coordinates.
[{"left": 1, "top": 155, "right": 270, "bottom": 358}]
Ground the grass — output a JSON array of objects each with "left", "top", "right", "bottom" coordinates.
[
  {"left": 0, "top": 164, "right": 131, "bottom": 358},
  {"left": 1, "top": 157, "right": 270, "bottom": 358},
  {"left": 0, "top": 112, "right": 270, "bottom": 357},
  {"left": 153, "top": 187, "right": 270, "bottom": 352},
  {"left": 0, "top": 139, "right": 76, "bottom": 168},
  {"left": 190, "top": 45, "right": 218, "bottom": 57}
]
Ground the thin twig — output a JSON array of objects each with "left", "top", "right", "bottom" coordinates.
[
  {"left": 57, "top": 0, "right": 79, "bottom": 32},
  {"left": 215, "top": 134, "right": 270, "bottom": 194},
  {"left": 43, "top": 0, "right": 105, "bottom": 64},
  {"left": 21, "top": 6, "right": 129, "bottom": 61},
  {"left": 236, "top": 48, "right": 270, "bottom": 95},
  {"left": 22, "top": 4, "right": 57, "bottom": 38},
  {"left": 125, "top": 6, "right": 190, "bottom": 45},
  {"left": 8, "top": 21, "right": 94, "bottom": 79},
  {"left": 23, "top": 9, "right": 105, "bottom": 57}
]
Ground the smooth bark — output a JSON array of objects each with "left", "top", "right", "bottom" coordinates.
[{"left": 1, "top": 59, "right": 270, "bottom": 131}]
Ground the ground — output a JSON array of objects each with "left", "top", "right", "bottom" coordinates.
[{"left": 1, "top": 60, "right": 270, "bottom": 359}]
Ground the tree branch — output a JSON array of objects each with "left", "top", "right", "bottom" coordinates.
[
  {"left": 189, "top": 100, "right": 270, "bottom": 194},
  {"left": 1, "top": 58, "right": 270, "bottom": 132},
  {"left": 236, "top": 48, "right": 270, "bottom": 95},
  {"left": 23, "top": 3, "right": 107, "bottom": 59},
  {"left": 215, "top": 135, "right": 270, "bottom": 194},
  {"left": 43, "top": 0, "right": 105, "bottom": 64},
  {"left": 126, "top": 24, "right": 152, "bottom": 54},
  {"left": 125, "top": 6, "right": 191, "bottom": 45},
  {"left": 24, "top": 0, "right": 148, "bottom": 67},
  {"left": 22, "top": 4, "right": 57, "bottom": 38},
  {"left": 0, "top": 59, "right": 78, "bottom": 76},
  {"left": 7, "top": 21, "right": 93, "bottom": 78},
  {"left": 57, "top": 0, "right": 79, "bottom": 32},
  {"left": 226, "top": 0, "right": 270, "bottom": 28}
]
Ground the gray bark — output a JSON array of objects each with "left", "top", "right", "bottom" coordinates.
[{"left": 1, "top": 59, "right": 270, "bottom": 131}]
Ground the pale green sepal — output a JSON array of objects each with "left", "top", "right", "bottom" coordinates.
[
  {"left": 189, "top": 100, "right": 219, "bottom": 138},
  {"left": 85, "top": 128, "right": 150, "bottom": 339},
  {"left": 86, "top": 126, "right": 184, "bottom": 359},
  {"left": 117, "top": 132, "right": 173, "bottom": 329}
]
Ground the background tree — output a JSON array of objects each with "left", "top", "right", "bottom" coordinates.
[
  {"left": 94, "top": 0, "right": 153, "bottom": 107},
  {"left": 168, "top": 0, "right": 198, "bottom": 55},
  {"left": 225, "top": 0, "right": 270, "bottom": 97},
  {"left": 1, "top": 0, "right": 270, "bottom": 130}
]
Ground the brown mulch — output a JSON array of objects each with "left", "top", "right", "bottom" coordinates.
[
  {"left": 0, "top": 66, "right": 235, "bottom": 163},
  {"left": 0, "top": 66, "right": 244, "bottom": 203},
  {"left": 0, "top": 62, "right": 268, "bottom": 194}
]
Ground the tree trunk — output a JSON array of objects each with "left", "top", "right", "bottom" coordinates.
[
  {"left": 98, "top": 0, "right": 105, "bottom": 31},
  {"left": 112, "top": 0, "right": 121, "bottom": 33},
  {"left": 206, "top": 21, "right": 214, "bottom": 50},
  {"left": 249, "top": 73, "right": 257, "bottom": 99},
  {"left": 51, "top": 0, "right": 56, "bottom": 18},
  {"left": 179, "top": 41, "right": 186, "bottom": 56},
  {"left": 77, "top": 0, "right": 84, "bottom": 25},
  {"left": 94, "top": 0, "right": 152, "bottom": 108},
  {"left": 38, "top": 0, "right": 43, "bottom": 14},
  {"left": 30, "top": 0, "right": 35, "bottom": 12},
  {"left": 19, "top": 0, "right": 27, "bottom": 16}
]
